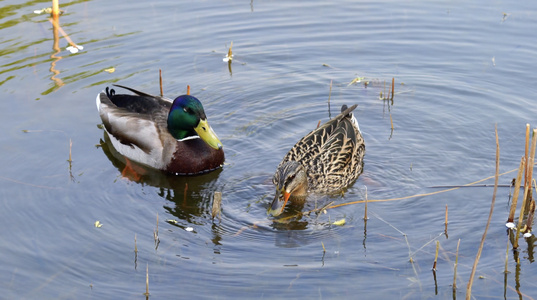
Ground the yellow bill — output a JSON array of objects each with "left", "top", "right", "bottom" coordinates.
[{"left": 194, "top": 119, "right": 223, "bottom": 150}]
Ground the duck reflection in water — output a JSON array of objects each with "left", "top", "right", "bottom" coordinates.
[{"left": 98, "top": 132, "right": 224, "bottom": 243}]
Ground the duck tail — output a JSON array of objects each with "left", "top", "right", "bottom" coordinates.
[
  {"left": 340, "top": 104, "right": 360, "bottom": 131},
  {"left": 112, "top": 84, "right": 155, "bottom": 98}
]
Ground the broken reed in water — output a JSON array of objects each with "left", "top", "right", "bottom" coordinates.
[
  {"left": 212, "top": 191, "right": 222, "bottom": 221},
  {"left": 379, "top": 77, "right": 395, "bottom": 101},
  {"left": 444, "top": 204, "right": 448, "bottom": 237},
  {"left": 144, "top": 263, "right": 149, "bottom": 297},
  {"left": 513, "top": 128, "right": 537, "bottom": 249},
  {"left": 432, "top": 240, "right": 439, "bottom": 270}
]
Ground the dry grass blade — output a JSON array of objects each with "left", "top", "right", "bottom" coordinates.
[{"left": 466, "top": 125, "right": 500, "bottom": 299}]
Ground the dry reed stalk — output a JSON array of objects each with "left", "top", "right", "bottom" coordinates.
[
  {"left": 525, "top": 124, "right": 530, "bottom": 187},
  {"left": 525, "top": 128, "right": 537, "bottom": 203},
  {"left": 507, "top": 156, "right": 526, "bottom": 223},
  {"left": 48, "top": 17, "right": 78, "bottom": 48},
  {"left": 524, "top": 199, "right": 535, "bottom": 235},
  {"left": 364, "top": 186, "right": 368, "bottom": 220},
  {"left": 514, "top": 180, "right": 531, "bottom": 248},
  {"left": 316, "top": 120, "right": 321, "bottom": 129},
  {"left": 453, "top": 238, "right": 460, "bottom": 291},
  {"left": 391, "top": 77, "right": 395, "bottom": 101},
  {"left": 52, "top": 0, "right": 60, "bottom": 17},
  {"left": 212, "top": 192, "right": 222, "bottom": 221},
  {"left": 68, "top": 139, "right": 72, "bottom": 162},
  {"left": 515, "top": 129, "right": 537, "bottom": 247},
  {"left": 159, "top": 69, "right": 163, "bottom": 96},
  {"left": 432, "top": 240, "right": 439, "bottom": 270},
  {"left": 466, "top": 125, "right": 500, "bottom": 300},
  {"left": 134, "top": 233, "right": 138, "bottom": 253},
  {"left": 187, "top": 85, "right": 190, "bottom": 96},
  {"left": 144, "top": 263, "right": 149, "bottom": 297},
  {"left": 227, "top": 41, "right": 233, "bottom": 60},
  {"left": 444, "top": 204, "right": 448, "bottom": 237}
]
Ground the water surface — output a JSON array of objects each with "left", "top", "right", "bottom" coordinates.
[{"left": 1, "top": 0, "right": 537, "bottom": 299}]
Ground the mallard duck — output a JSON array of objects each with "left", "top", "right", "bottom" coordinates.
[
  {"left": 268, "top": 104, "right": 365, "bottom": 216},
  {"left": 96, "top": 84, "right": 224, "bottom": 175}
]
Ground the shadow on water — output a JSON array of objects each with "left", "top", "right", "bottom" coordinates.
[
  {"left": 99, "top": 131, "right": 223, "bottom": 220},
  {"left": 99, "top": 129, "right": 336, "bottom": 250}
]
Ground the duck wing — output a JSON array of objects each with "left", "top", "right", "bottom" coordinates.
[
  {"left": 280, "top": 105, "right": 358, "bottom": 164},
  {"left": 308, "top": 116, "right": 364, "bottom": 192},
  {"left": 96, "top": 87, "right": 172, "bottom": 157},
  {"left": 279, "top": 104, "right": 364, "bottom": 193}
]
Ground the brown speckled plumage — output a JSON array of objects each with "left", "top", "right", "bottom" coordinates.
[{"left": 276, "top": 104, "right": 365, "bottom": 194}]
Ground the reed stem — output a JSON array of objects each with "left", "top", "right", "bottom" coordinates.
[
  {"left": 508, "top": 156, "right": 526, "bottom": 223},
  {"left": 525, "top": 124, "right": 530, "bottom": 188},
  {"left": 159, "top": 69, "right": 163, "bottom": 96},
  {"left": 466, "top": 125, "right": 500, "bottom": 300},
  {"left": 526, "top": 129, "right": 537, "bottom": 203},
  {"left": 52, "top": 0, "right": 60, "bottom": 17},
  {"left": 444, "top": 204, "right": 448, "bottom": 237},
  {"left": 364, "top": 186, "right": 368, "bottom": 220},
  {"left": 453, "top": 238, "right": 460, "bottom": 291},
  {"left": 515, "top": 129, "right": 537, "bottom": 247},
  {"left": 212, "top": 191, "right": 222, "bottom": 221},
  {"left": 144, "top": 263, "right": 149, "bottom": 297},
  {"left": 391, "top": 77, "right": 395, "bottom": 101},
  {"left": 432, "top": 240, "right": 439, "bottom": 270}
]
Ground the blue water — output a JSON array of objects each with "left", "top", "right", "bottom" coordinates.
[{"left": 1, "top": 0, "right": 537, "bottom": 298}]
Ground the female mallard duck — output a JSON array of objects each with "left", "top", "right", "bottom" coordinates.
[
  {"left": 96, "top": 84, "right": 224, "bottom": 175},
  {"left": 268, "top": 104, "right": 365, "bottom": 216}
]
